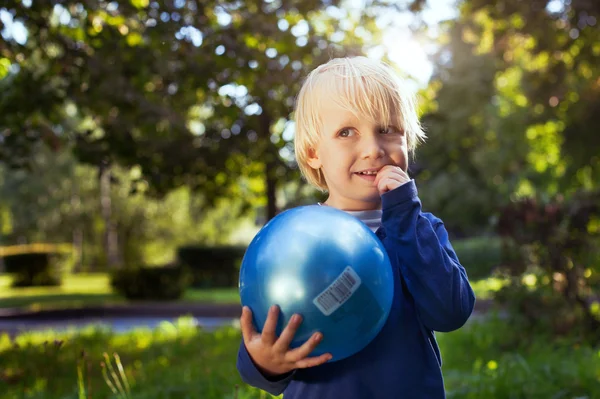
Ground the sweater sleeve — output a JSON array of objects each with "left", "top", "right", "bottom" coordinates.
[
  {"left": 380, "top": 180, "right": 476, "bottom": 332},
  {"left": 236, "top": 341, "right": 295, "bottom": 395}
]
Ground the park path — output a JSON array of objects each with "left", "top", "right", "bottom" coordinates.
[{"left": 0, "top": 299, "right": 495, "bottom": 337}]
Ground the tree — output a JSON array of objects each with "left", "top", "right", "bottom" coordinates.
[
  {"left": 0, "top": 144, "right": 257, "bottom": 270},
  {"left": 415, "top": 0, "right": 599, "bottom": 337},
  {"left": 415, "top": 0, "right": 599, "bottom": 234},
  {"left": 0, "top": 0, "right": 387, "bottom": 220}
]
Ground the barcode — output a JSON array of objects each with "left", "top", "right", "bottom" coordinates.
[{"left": 313, "top": 267, "right": 362, "bottom": 316}]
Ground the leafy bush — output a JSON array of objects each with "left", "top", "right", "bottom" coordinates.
[
  {"left": 496, "top": 191, "right": 600, "bottom": 340},
  {"left": 177, "top": 245, "right": 246, "bottom": 288},
  {"left": 439, "top": 314, "right": 600, "bottom": 398},
  {"left": 110, "top": 265, "right": 192, "bottom": 300},
  {"left": 0, "top": 244, "right": 71, "bottom": 287},
  {"left": 452, "top": 236, "right": 503, "bottom": 280}
]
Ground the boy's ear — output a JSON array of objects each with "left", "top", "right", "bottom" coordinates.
[{"left": 306, "top": 147, "right": 322, "bottom": 170}]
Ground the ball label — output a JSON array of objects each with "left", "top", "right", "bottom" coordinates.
[{"left": 313, "top": 266, "right": 362, "bottom": 316}]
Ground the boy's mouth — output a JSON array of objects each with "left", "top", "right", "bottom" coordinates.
[
  {"left": 356, "top": 171, "right": 377, "bottom": 176},
  {"left": 353, "top": 168, "right": 380, "bottom": 182},
  {"left": 354, "top": 167, "right": 381, "bottom": 176}
]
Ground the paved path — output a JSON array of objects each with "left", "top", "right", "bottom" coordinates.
[
  {"left": 0, "top": 302, "right": 242, "bottom": 319},
  {"left": 0, "top": 299, "right": 495, "bottom": 336},
  {"left": 0, "top": 298, "right": 494, "bottom": 319}
]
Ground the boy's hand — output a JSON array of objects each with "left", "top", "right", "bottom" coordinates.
[
  {"left": 240, "top": 305, "right": 332, "bottom": 377},
  {"left": 375, "top": 165, "right": 411, "bottom": 195}
]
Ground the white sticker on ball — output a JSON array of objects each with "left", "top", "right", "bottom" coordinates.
[{"left": 313, "top": 266, "right": 362, "bottom": 316}]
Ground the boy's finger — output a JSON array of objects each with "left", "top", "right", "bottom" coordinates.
[
  {"left": 375, "top": 165, "right": 393, "bottom": 185},
  {"left": 377, "top": 178, "right": 392, "bottom": 194},
  {"left": 286, "top": 332, "right": 323, "bottom": 362},
  {"left": 261, "top": 305, "right": 279, "bottom": 344},
  {"left": 239, "top": 306, "right": 256, "bottom": 344},
  {"left": 273, "top": 313, "right": 302, "bottom": 351},
  {"left": 293, "top": 352, "right": 333, "bottom": 369}
]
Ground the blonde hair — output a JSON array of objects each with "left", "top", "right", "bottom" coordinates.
[{"left": 293, "top": 56, "right": 426, "bottom": 191}]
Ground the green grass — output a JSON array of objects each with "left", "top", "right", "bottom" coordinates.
[
  {"left": 0, "top": 273, "right": 503, "bottom": 311},
  {"left": 183, "top": 288, "right": 240, "bottom": 304},
  {"left": 0, "top": 274, "right": 121, "bottom": 310},
  {"left": 0, "top": 274, "right": 240, "bottom": 311},
  {"left": 0, "top": 315, "right": 598, "bottom": 398},
  {"left": 438, "top": 314, "right": 600, "bottom": 398},
  {"left": 0, "top": 319, "right": 261, "bottom": 398}
]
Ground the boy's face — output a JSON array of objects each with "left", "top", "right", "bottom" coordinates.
[{"left": 307, "top": 101, "right": 408, "bottom": 211}]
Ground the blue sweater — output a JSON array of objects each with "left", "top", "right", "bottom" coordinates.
[{"left": 237, "top": 181, "right": 476, "bottom": 398}]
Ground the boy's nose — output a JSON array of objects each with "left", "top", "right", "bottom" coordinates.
[{"left": 361, "top": 136, "right": 385, "bottom": 159}]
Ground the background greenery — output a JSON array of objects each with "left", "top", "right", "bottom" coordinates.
[{"left": 0, "top": 0, "right": 599, "bottom": 397}]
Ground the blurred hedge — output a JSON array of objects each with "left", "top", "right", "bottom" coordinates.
[
  {"left": 111, "top": 265, "right": 192, "bottom": 300},
  {"left": 173, "top": 238, "right": 504, "bottom": 289},
  {"left": 0, "top": 243, "right": 73, "bottom": 287},
  {"left": 177, "top": 245, "right": 246, "bottom": 288},
  {"left": 452, "top": 236, "right": 502, "bottom": 281}
]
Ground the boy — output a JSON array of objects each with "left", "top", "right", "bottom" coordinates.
[{"left": 237, "top": 56, "right": 475, "bottom": 398}]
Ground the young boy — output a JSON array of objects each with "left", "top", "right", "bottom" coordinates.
[{"left": 237, "top": 56, "right": 476, "bottom": 398}]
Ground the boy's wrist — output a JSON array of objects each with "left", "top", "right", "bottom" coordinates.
[
  {"left": 262, "top": 368, "right": 295, "bottom": 382},
  {"left": 381, "top": 179, "right": 417, "bottom": 211}
]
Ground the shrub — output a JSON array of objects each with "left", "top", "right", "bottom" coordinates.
[
  {"left": 177, "top": 245, "right": 246, "bottom": 288},
  {"left": 0, "top": 244, "right": 71, "bottom": 287},
  {"left": 452, "top": 236, "right": 503, "bottom": 281},
  {"left": 110, "top": 265, "right": 192, "bottom": 301},
  {"left": 496, "top": 191, "right": 600, "bottom": 341}
]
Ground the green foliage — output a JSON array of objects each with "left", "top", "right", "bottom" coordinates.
[
  {"left": 495, "top": 190, "right": 600, "bottom": 340},
  {"left": 412, "top": 0, "right": 600, "bottom": 346},
  {"left": 0, "top": 316, "right": 598, "bottom": 398},
  {"left": 0, "top": 148, "right": 257, "bottom": 271},
  {"left": 0, "top": 148, "right": 98, "bottom": 248},
  {"left": 177, "top": 246, "right": 246, "bottom": 288},
  {"left": 439, "top": 315, "right": 600, "bottom": 398},
  {"left": 469, "top": 277, "right": 508, "bottom": 301},
  {"left": 452, "top": 236, "right": 502, "bottom": 281},
  {"left": 0, "top": 0, "right": 382, "bottom": 219},
  {"left": 0, "top": 244, "right": 72, "bottom": 287},
  {"left": 417, "top": 0, "right": 600, "bottom": 234},
  {"left": 111, "top": 265, "right": 193, "bottom": 301}
]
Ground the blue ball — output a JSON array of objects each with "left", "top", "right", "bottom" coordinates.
[{"left": 239, "top": 205, "right": 394, "bottom": 362}]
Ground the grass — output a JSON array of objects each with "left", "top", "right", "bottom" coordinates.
[
  {"left": 0, "top": 274, "right": 121, "bottom": 310},
  {"left": 0, "top": 273, "right": 503, "bottom": 311},
  {"left": 0, "top": 274, "right": 240, "bottom": 311},
  {"left": 0, "top": 319, "right": 261, "bottom": 398},
  {"left": 0, "top": 314, "right": 598, "bottom": 398},
  {"left": 438, "top": 314, "right": 600, "bottom": 398}
]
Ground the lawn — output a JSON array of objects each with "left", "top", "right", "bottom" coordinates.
[
  {"left": 0, "top": 274, "right": 240, "bottom": 311},
  {"left": 0, "top": 314, "right": 598, "bottom": 398},
  {"left": 1, "top": 273, "right": 598, "bottom": 398},
  {"left": 0, "top": 273, "right": 504, "bottom": 311}
]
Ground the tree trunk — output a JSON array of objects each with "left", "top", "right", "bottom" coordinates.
[
  {"left": 260, "top": 108, "right": 278, "bottom": 221},
  {"left": 72, "top": 227, "right": 83, "bottom": 272},
  {"left": 99, "top": 163, "right": 121, "bottom": 269},
  {"left": 70, "top": 177, "right": 84, "bottom": 273},
  {"left": 265, "top": 161, "right": 277, "bottom": 221}
]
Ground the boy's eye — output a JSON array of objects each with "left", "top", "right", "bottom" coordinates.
[
  {"left": 338, "top": 128, "right": 353, "bottom": 137},
  {"left": 379, "top": 126, "right": 404, "bottom": 135}
]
